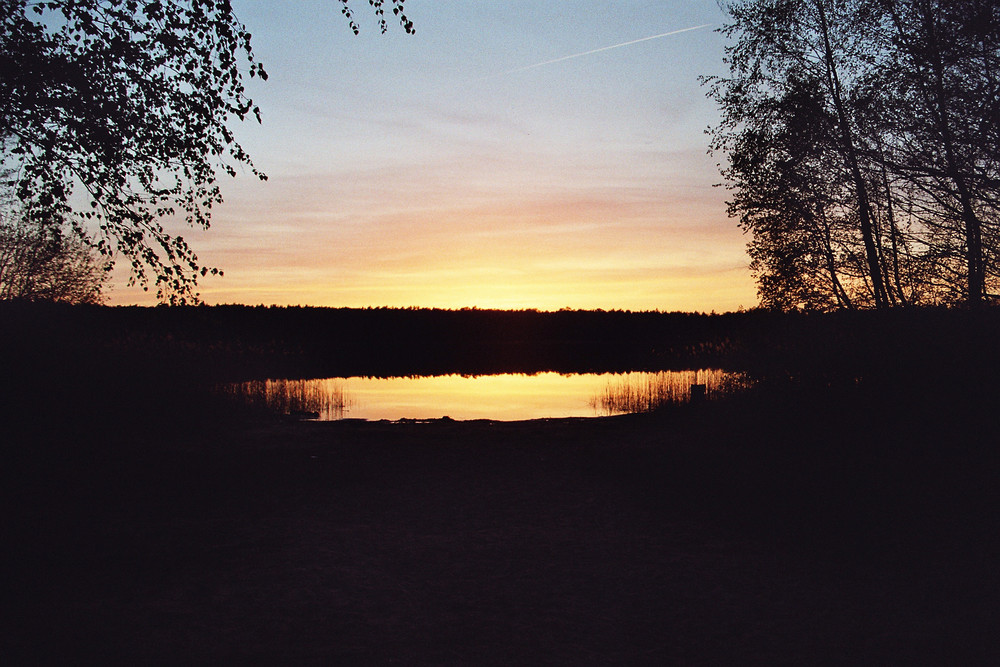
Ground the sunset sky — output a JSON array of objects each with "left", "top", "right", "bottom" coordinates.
[{"left": 110, "top": 0, "right": 757, "bottom": 312}]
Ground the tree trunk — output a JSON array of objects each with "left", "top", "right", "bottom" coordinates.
[
  {"left": 816, "top": 0, "right": 890, "bottom": 308},
  {"left": 926, "top": 9, "right": 987, "bottom": 307},
  {"left": 883, "top": 180, "right": 910, "bottom": 305}
]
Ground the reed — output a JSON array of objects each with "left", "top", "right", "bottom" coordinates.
[
  {"left": 217, "top": 378, "right": 353, "bottom": 419},
  {"left": 590, "top": 369, "right": 754, "bottom": 415}
]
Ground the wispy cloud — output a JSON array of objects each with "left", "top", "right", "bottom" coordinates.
[{"left": 481, "top": 24, "right": 713, "bottom": 79}]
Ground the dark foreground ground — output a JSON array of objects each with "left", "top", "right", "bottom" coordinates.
[{"left": 6, "top": 384, "right": 1000, "bottom": 664}]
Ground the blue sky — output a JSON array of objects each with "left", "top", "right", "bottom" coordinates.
[{"left": 110, "top": 0, "right": 756, "bottom": 311}]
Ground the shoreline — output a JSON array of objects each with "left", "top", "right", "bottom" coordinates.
[
  {"left": 5, "top": 301, "right": 1000, "bottom": 661},
  {"left": 8, "top": 399, "right": 1000, "bottom": 662}
]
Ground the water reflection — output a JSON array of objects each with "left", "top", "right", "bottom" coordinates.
[
  {"left": 216, "top": 378, "right": 353, "bottom": 419},
  {"left": 222, "top": 369, "right": 753, "bottom": 421},
  {"left": 590, "top": 369, "right": 754, "bottom": 415}
]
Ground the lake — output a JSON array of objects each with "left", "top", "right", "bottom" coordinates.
[{"left": 221, "top": 369, "right": 752, "bottom": 421}]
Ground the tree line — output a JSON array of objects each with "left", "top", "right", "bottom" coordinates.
[{"left": 706, "top": 0, "right": 1000, "bottom": 310}]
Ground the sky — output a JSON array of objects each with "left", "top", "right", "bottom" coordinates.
[{"left": 109, "top": 0, "right": 757, "bottom": 312}]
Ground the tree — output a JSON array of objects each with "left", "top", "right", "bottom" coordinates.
[
  {"left": 1, "top": 0, "right": 413, "bottom": 303},
  {"left": 708, "top": 0, "right": 1000, "bottom": 309},
  {"left": 706, "top": 0, "right": 902, "bottom": 310},
  {"left": 875, "top": 0, "right": 1000, "bottom": 307},
  {"left": 0, "top": 193, "right": 110, "bottom": 303}
]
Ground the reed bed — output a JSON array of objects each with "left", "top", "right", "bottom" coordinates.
[
  {"left": 218, "top": 378, "right": 352, "bottom": 419},
  {"left": 591, "top": 369, "right": 754, "bottom": 415}
]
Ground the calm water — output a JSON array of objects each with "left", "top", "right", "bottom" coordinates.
[{"left": 221, "top": 370, "right": 752, "bottom": 421}]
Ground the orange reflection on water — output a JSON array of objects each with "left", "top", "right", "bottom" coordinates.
[
  {"left": 321, "top": 372, "right": 608, "bottom": 421},
  {"left": 227, "top": 370, "right": 753, "bottom": 421}
]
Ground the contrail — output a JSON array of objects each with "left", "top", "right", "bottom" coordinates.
[{"left": 482, "top": 24, "right": 713, "bottom": 79}]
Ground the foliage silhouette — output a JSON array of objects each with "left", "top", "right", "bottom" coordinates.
[
  {"left": 1, "top": 187, "right": 110, "bottom": 302},
  {"left": 707, "top": 0, "right": 1000, "bottom": 309},
  {"left": 0, "top": 0, "right": 413, "bottom": 302}
]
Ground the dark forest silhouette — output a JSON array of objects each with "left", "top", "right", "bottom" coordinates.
[{"left": 4, "top": 301, "right": 1000, "bottom": 437}]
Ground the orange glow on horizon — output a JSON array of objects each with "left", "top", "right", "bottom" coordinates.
[
  {"left": 105, "top": 178, "right": 758, "bottom": 312},
  {"left": 101, "top": 2, "right": 748, "bottom": 312}
]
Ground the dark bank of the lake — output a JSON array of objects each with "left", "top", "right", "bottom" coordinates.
[{"left": 7, "top": 389, "right": 1000, "bottom": 664}]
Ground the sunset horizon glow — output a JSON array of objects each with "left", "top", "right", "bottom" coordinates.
[{"left": 105, "top": 1, "right": 757, "bottom": 313}]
